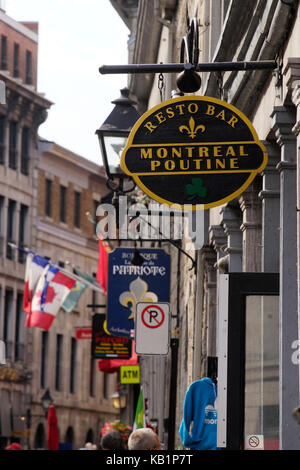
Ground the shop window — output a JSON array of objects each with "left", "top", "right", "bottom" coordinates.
[
  {"left": 86, "top": 429, "right": 94, "bottom": 444},
  {"left": 34, "top": 423, "right": 45, "bottom": 450},
  {"left": 65, "top": 426, "right": 74, "bottom": 448}
]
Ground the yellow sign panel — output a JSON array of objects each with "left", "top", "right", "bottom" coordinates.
[{"left": 120, "top": 365, "right": 140, "bottom": 384}]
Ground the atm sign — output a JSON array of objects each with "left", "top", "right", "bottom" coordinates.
[{"left": 120, "top": 365, "right": 140, "bottom": 384}]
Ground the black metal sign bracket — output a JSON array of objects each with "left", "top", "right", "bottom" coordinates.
[{"left": 99, "top": 15, "right": 277, "bottom": 93}]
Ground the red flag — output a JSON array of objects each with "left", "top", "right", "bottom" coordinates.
[
  {"left": 23, "top": 253, "right": 49, "bottom": 316},
  {"left": 96, "top": 240, "right": 112, "bottom": 293},
  {"left": 28, "top": 265, "right": 76, "bottom": 330}
]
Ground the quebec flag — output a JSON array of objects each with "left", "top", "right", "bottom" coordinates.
[
  {"left": 27, "top": 265, "right": 76, "bottom": 330},
  {"left": 23, "top": 253, "right": 49, "bottom": 315}
]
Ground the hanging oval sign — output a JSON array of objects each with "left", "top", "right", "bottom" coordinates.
[{"left": 120, "top": 96, "right": 268, "bottom": 209}]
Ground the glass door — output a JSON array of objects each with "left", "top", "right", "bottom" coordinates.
[
  {"left": 244, "top": 295, "right": 279, "bottom": 450},
  {"left": 217, "top": 273, "right": 279, "bottom": 450}
]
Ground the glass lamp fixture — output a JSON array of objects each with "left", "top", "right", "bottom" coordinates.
[
  {"left": 111, "top": 391, "right": 127, "bottom": 409},
  {"left": 96, "top": 87, "right": 140, "bottom": 189}
]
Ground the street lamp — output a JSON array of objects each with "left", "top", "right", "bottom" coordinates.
[
  {"left": 41, "top": 389, "right": 53, "bottom": 418},
  {"left": 111, "top": 391, "right": 127, "bottom": 409},
  {"left": 96, "top": 87, "right": 140, "bottom": 193}
]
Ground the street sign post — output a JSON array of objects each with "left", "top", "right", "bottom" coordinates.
[{"left": 135, "top": 302, "right": 170, "bottom": 355}]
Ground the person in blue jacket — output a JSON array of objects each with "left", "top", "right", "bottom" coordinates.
[{"left": 179, "top": 377, "right": 218, "bottom": 450}]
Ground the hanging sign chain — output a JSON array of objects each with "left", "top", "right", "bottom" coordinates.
[{"left": 158, "top": 73, "right": 165, "bottom": 102}]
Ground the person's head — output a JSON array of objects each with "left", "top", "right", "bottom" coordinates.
[
  {"left": 84, "top": 442, "right": 97, "bottom": 450},
  {"left": 128, "top": 428, "right": 160, "bottom": 450},
  {"left": 100, "top": 431, "right": 124, "bottom": 450}
]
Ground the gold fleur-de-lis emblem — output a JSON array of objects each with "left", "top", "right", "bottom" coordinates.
[
  {"left": 179, "top": 117, "right": 205, "bottom": 139},
  {"left": 119, "top": 277, "right": 158, "bottom": 320}
]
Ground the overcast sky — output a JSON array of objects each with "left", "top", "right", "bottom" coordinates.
[{"left": 4, "top": 0, "right": 130, "bottom": 164}]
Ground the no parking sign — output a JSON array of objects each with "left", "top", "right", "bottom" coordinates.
[{"left": 135, "top": 302, "right": 170, "bottom": 355}]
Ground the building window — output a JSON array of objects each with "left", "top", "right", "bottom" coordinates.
[
  {"left": 13, "top": 43, "right": 19, "bottom": 78},
  {"left": 40, "top": 331, "right": 48, "bottom": 388},
  {"left": 59, "top": 186, "right": 66, "bottom": 223},
  {"left": 74, "top": 191, "right": 80, "bottom": 228},
  {"left": 89, "top": 357, "right": 95, "bottom": 397},
  {"left": 1, "top": 35, "right": 7, "bottom": 70},
  {"left": 45, "top": 179, "right": 52, "bottom": 217},
  {"left": 6, "top": 199, "right": 16, "bottom": 259},
  {"left": 103, "top": 373, "right": 108, "bottom": 399},
  {"left": 0, "top": 195, "right": 4, "bottom": 256},
  {"left": 0, "top": 116, "right": 5, "bottom": 165},
  {"left": 69, "top": 337, "right": 76, "bottom": 393},
  {"left": 55, "top": 334, "right": 63, "bottom": 391},
  {"left": 9, "top": 121, "right": 17, "bottom": 170},
  {"left": 18, "top": 204, "right": 28, "bottom": 263},
  {"left": 21, "top": 127, "right": 29, "bottom": 175},
  {"left": 15, "top": 293, "right": 25, "bottom": 361},
  {"left": 25, "top": 50, "right": 32, "bottom": 85},
  {"left": 4, "top": 289, "right": 13, "bottom": 359}
]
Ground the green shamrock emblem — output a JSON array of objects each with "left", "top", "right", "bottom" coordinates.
[{"left": 186, "top": 178, "right": 207, "bottom": 200}]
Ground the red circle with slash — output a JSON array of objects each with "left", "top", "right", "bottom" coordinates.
[{"left": 141, "top": 305, "right": 165, "bottom": 329}]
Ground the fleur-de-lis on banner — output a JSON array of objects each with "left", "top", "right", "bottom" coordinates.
[
  {"left": 179, "top": 117, "right": 205, "bottom": 139},
  {"left": 119, "top": 277, "right": 158, "bottom": 320}
]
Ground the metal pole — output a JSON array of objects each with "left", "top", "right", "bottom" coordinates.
[
  {"left": 99, "top": 60, "right": 277, "bottom": 75},
  {"left": 167, "top": 338, "right": 179, "bottom": 450}
]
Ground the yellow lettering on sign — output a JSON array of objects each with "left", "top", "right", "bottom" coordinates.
[
  {"left": 144, "top": 121, "right": 157, "bottom": 133},
  {"left": 141, "top": 148, "right": 152, "bottom": 159}
]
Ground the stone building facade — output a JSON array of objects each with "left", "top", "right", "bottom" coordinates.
[
  {"left": 110, "top": 0, "right": 300, "bottom": 450},
  {"left": 30, "top": 139, "right": 118, "bottom": 450}
]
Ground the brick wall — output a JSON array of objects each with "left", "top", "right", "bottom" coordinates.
[
  {"left": 38, "top": 170, "right": 100, "bottom": 239},
  {"left": 0, "top": 19, "right": 38, "bottom": 88}
]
